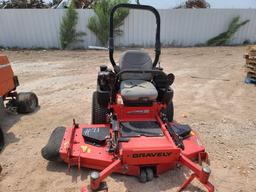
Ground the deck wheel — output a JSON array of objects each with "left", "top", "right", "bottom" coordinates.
[
  {"left": 138, "top": 168, "right": 147, "bottom": 183},
  {"left": 145, "top": 168, "right": 154, "bottom": 181}
]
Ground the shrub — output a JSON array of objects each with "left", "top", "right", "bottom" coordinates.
[
  {"left": 88, "top": 0, "right": 129, "bottom": 46},
  {"left": 207, "top": 16, "right": 249, "bottom": 46},
  {"left": 59, "top": 0, "right": 86, "bottom": 49}
]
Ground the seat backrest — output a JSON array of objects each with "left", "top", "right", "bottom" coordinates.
[{"left": 119, "top": 50, "right": 153, "bottom": 80}]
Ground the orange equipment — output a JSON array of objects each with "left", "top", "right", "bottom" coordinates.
[
  {"left": 0, "top": 54, "right": 38, "bottom": 150},
  {"left": 0, "top": 55, "right": 19, "bottom": 98}
]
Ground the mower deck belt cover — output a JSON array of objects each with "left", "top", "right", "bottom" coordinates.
[{"left": 82, "top": 127, "right": 110, "bottom": 145}]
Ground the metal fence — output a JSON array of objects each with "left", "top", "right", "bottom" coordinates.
[{"left": 0, "top": 9, "right": 256, "bottom": 48}]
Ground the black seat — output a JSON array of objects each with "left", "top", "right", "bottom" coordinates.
[{"left": 119, "top": 50, "right": 158, "bottom": 102}]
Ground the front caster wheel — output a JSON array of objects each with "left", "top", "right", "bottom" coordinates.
[
  {"left": 90, "top": 171, "right": 108, "bottom": 191},
  {"left": 139, "top": 168, "right": 154, "bottom": 183},
  {"left": 138, "top": 169, "right": 147, "bottom": 183},
  {"left": 145, "top": 168, "right": 154, "bottom": 181}
]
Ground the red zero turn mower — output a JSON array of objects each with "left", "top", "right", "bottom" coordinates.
[{"left": 42, "top": 4, "right": 214, "bottom": 192}]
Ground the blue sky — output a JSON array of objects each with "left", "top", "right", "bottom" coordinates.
[{"left": 131, "top": 0, "right": 256, "bottom": 9}]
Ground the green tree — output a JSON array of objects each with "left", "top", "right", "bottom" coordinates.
[
  {"left": 88, "top": 0, "right": 129, "bottom": 46},
  {"left": 59, "top": 0, "right": 86, "bottom": 49},
  {"left": 0, "top": 0, "right": 49, "bottom": 8},
  {"left": 174, "top": 0, "right": 210, "bottom": 9}
]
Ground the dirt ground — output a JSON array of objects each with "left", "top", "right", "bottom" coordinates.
[{"left": 0, "top": 46, "right": 256, "bottom": 192}]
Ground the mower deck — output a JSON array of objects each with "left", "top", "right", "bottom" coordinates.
[
  {"left": 60, "top": 122, "right": 204, "bottom": 174},
  {"left": 57, "top": 103, "right": 213, "bottom": 192}
]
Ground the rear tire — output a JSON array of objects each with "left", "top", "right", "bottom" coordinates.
[
  {"left": 161, "top": 101, "right": 174, "bottom": 122},
  {"left": 92, "top": 91, "right": 109, "bottom": 124},
  {"left": 16, "top": 92, "right": 38, "bottom": 114}
]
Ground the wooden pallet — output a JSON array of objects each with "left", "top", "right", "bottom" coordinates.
[
  {"left": 245, "top": 73, "right": 256, "bottom": 84},
  {"left": 244, "top": 46, "right": 256, "bottom": 82},
  {"left": 245, "top": 64, "right": 256, "bottom": 70},
  {"left": 246, "top": 45, "right": 256, "bottom": 56},
  {"left": 245, "top": 68, "right": 256, "bottom": 75},
  {"left": 247, "top": 72, "right": 256, "bottom": 79},
  {"left": 245, "top": 59, "right": 256, "bottom": 65}
]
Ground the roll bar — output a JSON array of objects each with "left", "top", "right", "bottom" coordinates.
[{"left": 109, "top": 3, "right": 161, "bottom": 70}]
